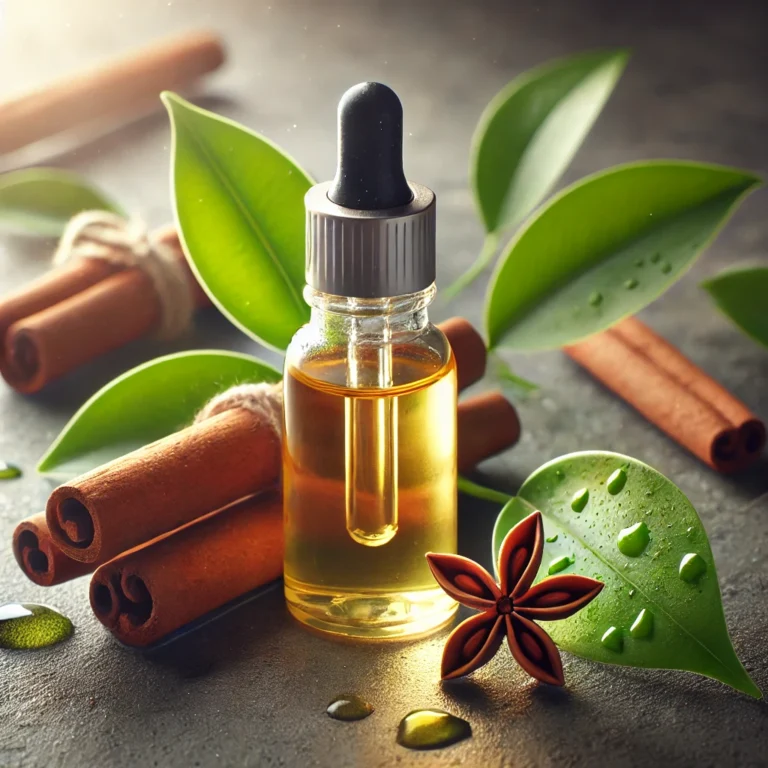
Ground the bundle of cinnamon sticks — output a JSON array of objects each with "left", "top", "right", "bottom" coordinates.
[
  {"left": 13, "top": 317, "right": 522, "bottom": 647},
  {"left": 0, "top": 28, "right": 228, "bottom": 393}
]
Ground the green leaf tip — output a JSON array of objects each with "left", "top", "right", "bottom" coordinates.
[
  {"left": 37, "top": 350, "right": 280, "bottom": 480},
  {"left": 485, "top": 160, "right": 762, "bottom": 350},
  {"left": 701, "top": 266, "right": 768, "bottom": 349},
  {"left": 491, "top": 450, "right": 763, "bottom": 699},
  {"left": 450, "top": 47, "right": 630, "bottom": 296}
]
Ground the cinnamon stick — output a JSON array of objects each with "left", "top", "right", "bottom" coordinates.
[
  {"left": 0, "top": 30, "right": 225, "bottom": 156},
  {"left": 565, "top": 317, "right": 765, "bottom": 473},
  {"left": 18, "top": 388, "right": 519, "bottom": 587},
  {"left": 45, "top": 321, "right": 511, "bottom": 566},
  {"left": 89, "top": 492, "right": 283, "bottom": 648},
  {"left": 457, "top": 391, "right": 521, "bottom": 472},
  {"left": 0, "top": 227, "right": 209, "bottom": 393},
  {"left": 12, "top": 513, "right": 92, "bottom": 587}
]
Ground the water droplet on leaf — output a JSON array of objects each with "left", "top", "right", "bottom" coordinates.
[
  {"left": 650, "top": 252, "right": 662, "bottom": 263},
  {"left": 548, "top": 555, "right": 574, "bottom": 575},
  {"left": 679, "top": 553, "right": 706, "bottom": 583},
  {"left": 617, "top": 522, "right": 650, "bottom": 557},
  {"left": 588, "top": 291, "right": 603, "bottom": 307},
  {"left": 630, "top": 608, "right": 654, "bottom": 638},
  {"left": 661, "top": 262, "right": 672, "bottom": 274},
  {"left": 571, "top": 488, "right": 589, "bottom": 513},
  {"left": 624, "top": 278, "right": 638, "bottom": 290},
  {"left": 606, "top": 468, "right": 627, "bottom": 494},
  {"left": 601, "top": 626, "right": 623, "bottom": 652}
]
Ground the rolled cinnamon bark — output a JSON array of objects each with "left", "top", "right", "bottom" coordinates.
[
  {"left": 0, "top": 30, "right": 225, "bottom": 156},
  {"left": 45, "top": 322, "right": 512, "bottom": 567},
  {"left": 12, "top": 513, "right": 92, "bottom": 587},
  {"left": 457, "top": 391, "right": 521, "bottom": 472},
  {"left": 47, "top": 406, "right": 282, "bottom": 565},
  {"left": 565, "top": 317, "right": 765, "bottom": 473},
  {"left": 89, "top": 492, "right": 283, "bottom": 648},
  {"left": 19, "top": 386, "right": 519, "bottom": 587},
  {"left": 0, "top": 227, "right": 209, "bottom": 393}
]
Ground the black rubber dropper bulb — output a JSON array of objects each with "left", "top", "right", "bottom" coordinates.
[{"left": 328, "top": 82, "right": 414, "bottom": 211}]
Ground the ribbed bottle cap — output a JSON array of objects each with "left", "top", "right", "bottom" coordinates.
[
  {"left": 305, "top": 181, "right": 435, "bottom": 298},
  {"left": 305, "top": 82, "right": 436, "bottom": 298}
]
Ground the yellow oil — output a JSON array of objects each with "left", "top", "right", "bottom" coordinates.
[{"left": 283, "top": 348, "right": 458, "bottom": 639}]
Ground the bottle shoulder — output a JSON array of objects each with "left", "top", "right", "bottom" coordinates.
[{"left": 285, "top": 321, "right": 454, "bottom": 390}]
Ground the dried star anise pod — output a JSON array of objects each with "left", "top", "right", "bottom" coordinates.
[{"left": 426, "top": 510, "right": 604, "bottom": 685}]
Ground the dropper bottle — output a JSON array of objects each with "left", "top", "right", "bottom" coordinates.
[{"left": 282, "top": 82, "right": 458, "bottom": 640}]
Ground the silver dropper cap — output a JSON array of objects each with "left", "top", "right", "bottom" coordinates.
[{"left": 305, "top": 82, "right": 436, "bottom": 299}]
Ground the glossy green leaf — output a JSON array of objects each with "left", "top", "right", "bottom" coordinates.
[
  {"left": 491, "top": 451, "right": 761, "bottom": 698},
  {"left": 0, "top": 168, "right": 122, "bottom": 236},
  {"left": 702, "top": 266, "right": 768, "bottom": 348},
  {"left": 446, "top": 49, "right": 628, "bottom": 298},
  {"left": 486, "top": 161, "right": 761, "bottom": 350},
  {"left": 475, "top": 48, "right": 627, "bottom": 235},
  {"left": 38, "top": 350, "right": 280, "bottom": 480},
  {"left": 163, "top": 92, "right": 312, "bottom": 351}
]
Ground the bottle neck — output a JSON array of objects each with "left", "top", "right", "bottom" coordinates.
[{"left": 305, "top": 284, "right": 435, "bottom": 341}]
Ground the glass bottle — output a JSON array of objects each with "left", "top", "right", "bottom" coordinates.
[{"left": 282, "top": 83, "right": 458, "bottom": 639}]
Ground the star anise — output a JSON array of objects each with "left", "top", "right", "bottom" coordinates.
[{"left": 426, "top": 511, "right": 604, "bottom": 685}]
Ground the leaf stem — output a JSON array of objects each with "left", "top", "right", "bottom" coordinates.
[
  {"left": 444, "top": 232, "right": 499, "bottom": 300},
  {"left": 457, "top": 476, "right": 513, "bottom": 505},
  {"left": 492, "top": 354, "right": 539, "bottom": 394}
]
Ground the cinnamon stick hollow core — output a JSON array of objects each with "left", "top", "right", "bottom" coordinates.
[
  {"left": 89, "top": 492, "right": 284, "bottom": 648},
  {"left": 12, "top": 513, "right": 92, "bottom": 587}
]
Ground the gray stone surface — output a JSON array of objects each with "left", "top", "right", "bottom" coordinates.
[{"left": 1, "top": 1, "right": 767, "bottom": 766}]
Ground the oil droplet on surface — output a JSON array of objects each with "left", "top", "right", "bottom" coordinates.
[
  {"left": 679, "top": 553, "right": 706, "bottom": 583},
  {"left": 617, "top": 522, "right": 650, "bottom": 557},
  {"left": 546, "top": 534, "right": 559, "bottom": 543},
  {"left": 396, "top": 710, "right": 471, "bottom": 750},
  {"left": 624, "top": 278, "right": 638, "bottom": 290},
  {"left": 0, "top": 604, "right": 73, "bottom": 650},
  {"left": 570, "top": 488, "right": 589, "bottom": 512},
  {"left": 588, "top": 291, "right": 603, "bottom": 307},
  {"left": 601, "top": 626, "right": 623, "bottom": 652},
  {"left": 606, "top": 468, "right": 627, "bottom": 494},
  {"left": 661, "top": 262, "right": 672, "bottom": 274},
  {"left": 548, "top": 555, "right": 574, "bottom": 575},
  {"left": 630, "top": 608, "right": 654, "bottom": 638},
  {"left": 326, "top": 694, "right": 374, "bottom": 721},
  {"left": 650, "top": 252, "right": 662, "bottom": 263},
  {"left": 0, "top": 462, "right": 21, "bottom": 480}
]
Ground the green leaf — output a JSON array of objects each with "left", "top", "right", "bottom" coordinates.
[
  {"left": 486, "top": 161, "right": 761, "bottom": 350},
  {"left": 163, "top": 92, "right": 313, "bottom": 351},
  {"left": 37, "top": 350, "right": 281, "bottom": 480},
  {"left": 474, "top": 48, "right": 628, "bottom": 236},
  {"left": 446, "top": 49, "right": 628, "bottom": 298},
  {"left": 702, "top": 266, "right": 768, "bottom": 348},
  {"left": 0, "top": 168, "right": 122, "bottom": 236},
  {"left": 492, "top": 451, "right": 761, "bottom": 698}
]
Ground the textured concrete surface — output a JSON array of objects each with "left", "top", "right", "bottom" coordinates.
[{"left": 1, "top": 1, "right": 767, "bottom": 766}]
